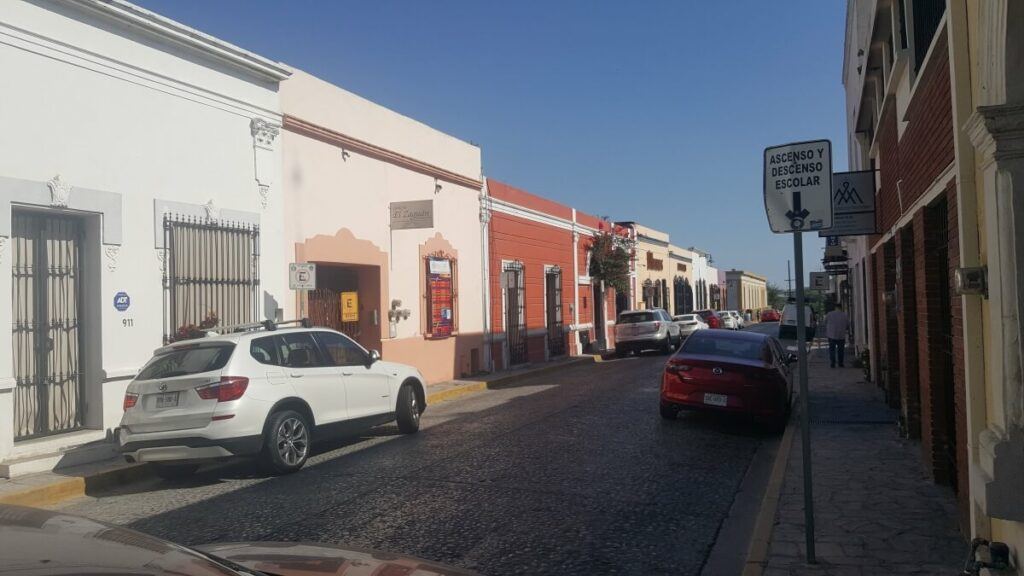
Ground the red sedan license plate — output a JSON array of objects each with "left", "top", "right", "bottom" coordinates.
[{"left": 703, "top": 393, "right": 728, "bottom": 407}]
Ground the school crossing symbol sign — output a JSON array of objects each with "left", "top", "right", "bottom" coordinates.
[
  {"left": 818, "top": 170, "right": 877, "bottom": 237},
  {"left": 763, "top": 140, "right": 834, "bottom": 234}
]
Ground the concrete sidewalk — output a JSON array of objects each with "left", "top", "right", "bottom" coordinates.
[
  {"left": 752, "top": 343, "right": 965, "bottom": 575},
  {"left": 0, "top": 355, "right": 593, "bottom": 508}
]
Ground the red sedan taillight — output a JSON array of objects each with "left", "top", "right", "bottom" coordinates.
[
  {"left": 665, "top": 363, "right": 691, "bottom": 374},
  {"left": 195, "top": 376, "right": 249, "bottom": 402},
  {"left": 123, "top": 392, "right": 139, "bottom": 411}
]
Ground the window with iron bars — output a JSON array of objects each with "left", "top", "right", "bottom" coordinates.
[{"left": 162, "top": 213, "right": 260, "bottom": 343}]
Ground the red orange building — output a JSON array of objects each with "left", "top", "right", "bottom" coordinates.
[{"left": 484, "top": 179, "right": 619, "bottom": 369}]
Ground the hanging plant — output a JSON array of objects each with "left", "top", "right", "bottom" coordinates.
[{"left": 170, "top": 311, "right": 219, "bottom": 343}]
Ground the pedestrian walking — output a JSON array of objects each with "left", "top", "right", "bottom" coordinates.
[{"left": 825, "top": 304, "right": 849, "bottom": 368}]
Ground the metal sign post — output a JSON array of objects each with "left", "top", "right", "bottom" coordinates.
[
  {"left": 764, "top": 139, "right": 834, "bottom": 565},
  {"left": 793, "top": 230, "right": 815, "bottom": 563}
]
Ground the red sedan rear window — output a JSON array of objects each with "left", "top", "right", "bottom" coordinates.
[{"left": 680, "top": 334, "right": 765, "bottom": 361}]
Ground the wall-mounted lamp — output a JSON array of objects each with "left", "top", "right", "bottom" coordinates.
[
  {"left": 434, "top": 178, "right": 443, "bottom": 195},
  {"left": 857, "top": 48, "right": 864, "bottom": 57},
  {"left": 341, "top": 148, "right": 351, "bottom": 161},
  {"left": 388, "top": 299, "right": 411, "bottom": 322},
  {"left": 955, "top": 267, "right": 988, "bottom": 297}
]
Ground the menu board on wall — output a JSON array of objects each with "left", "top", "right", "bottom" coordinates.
[{"left": 428, "top": 258, "right": 453, "bottom": 338}]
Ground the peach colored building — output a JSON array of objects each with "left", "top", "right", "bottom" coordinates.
[{"left": 280, "top": 70, "right": 484, "bottom": 384}]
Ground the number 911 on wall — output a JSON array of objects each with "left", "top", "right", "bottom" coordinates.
[{"left": 763, "top": 139, "right": 834, "bottom": 234}]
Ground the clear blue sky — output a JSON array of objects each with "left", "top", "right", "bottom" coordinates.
[{"left": 135, "top": 0, "right": 848, "bottom": 287}]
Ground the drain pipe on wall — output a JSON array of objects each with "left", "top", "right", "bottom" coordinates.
[
  {"left": 480, "top": 177, "right": 493, "bottom": 372},
  {"left": 572, "top": 209, "right": 581, "bottom": 354}
]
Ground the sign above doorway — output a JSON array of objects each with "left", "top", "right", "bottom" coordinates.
[
  {"left": 390, "top": 200, "right": 434, "bottom": 230},
  {"left": 289, "top": 262, "right": 316, "bottom": 290}
]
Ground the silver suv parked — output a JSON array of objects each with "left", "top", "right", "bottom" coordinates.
[{"left": 613, "top": 308, "right": 681, "bottom": 356}]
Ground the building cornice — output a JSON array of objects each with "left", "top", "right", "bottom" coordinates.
[
  {"left": 965, "top": 103, "right": 1024, "bottom": 167},
  {"left": 65, "top": 0, "right": 292, "bottom": 82},
  {"left": 283, "top": 115, "right": 483, "bottom": 190}
]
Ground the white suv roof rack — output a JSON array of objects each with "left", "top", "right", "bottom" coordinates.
[{"left": 206, "top": 318, "right": 311, "bottom": 336}]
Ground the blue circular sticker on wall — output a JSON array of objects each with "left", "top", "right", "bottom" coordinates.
[{"left": 113, "top": 291, "right": 131, "bottom": 312}]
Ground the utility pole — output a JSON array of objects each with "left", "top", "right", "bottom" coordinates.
[{"left": 786, "top": 260, "right": 793, "bottom": 299}]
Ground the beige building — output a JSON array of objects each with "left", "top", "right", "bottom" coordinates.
[
  {"left": 280, "top": 70, "right": 485, "bottom": 384},
  {"left": 625, "top": 223, "right": 675, "bottom": 312},
  {"left": 725, "top": 270, "right": 767, "bottom": 313}
]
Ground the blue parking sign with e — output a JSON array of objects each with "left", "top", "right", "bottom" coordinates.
[{"left": 114, "top": 291, "right": 131, "bottom": 312}]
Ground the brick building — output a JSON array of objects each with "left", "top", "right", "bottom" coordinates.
[
  {"left": 484, "top": 179, "right": 617, "bottom": 368},
  {"left": 844, "top": 0, "right": 967, "bottom": 526},
  {"left": 844, "top": 0, "right": 1024, "bottom": 560}
]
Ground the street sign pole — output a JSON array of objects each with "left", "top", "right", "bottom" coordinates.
[
  {"left": 793, "top": 231, "right": 816, "bottom": 564},
  {"left": 764, "top": 139, "right": 832, "bottom": 566}
]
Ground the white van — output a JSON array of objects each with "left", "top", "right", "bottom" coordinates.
[{"left": 779, "top": 301, "right": 817, "bottom": 341}]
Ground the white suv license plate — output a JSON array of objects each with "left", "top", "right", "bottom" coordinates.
[
  {"left": 703, "top": 393, "right": 728, "bottom": 407},
  {"left": 155, "top": 392, "right": 179, "bottom": 409}
]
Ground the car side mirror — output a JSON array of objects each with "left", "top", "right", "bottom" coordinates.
[
  {"left": 786, "top": 353, "right": 798, "bottom": 365},
  {"left": 368, "top": 350, "right": 381, "bottom": 365}
]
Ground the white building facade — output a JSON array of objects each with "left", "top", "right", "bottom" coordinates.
[{"left": 0, "top": 0, "right": 289, "bottom": 475}]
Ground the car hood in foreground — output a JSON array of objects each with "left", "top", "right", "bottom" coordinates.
[
  {"left": 0, "top": 505, "right": 477, "bottom": 576},
  {"left": 196, "top": 541, "right": 480, "bottom": 576}
]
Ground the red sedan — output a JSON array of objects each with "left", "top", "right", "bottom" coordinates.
[
  {"left": 660, "top": 329, "right": 793, "bottom": 428},
  {"left": 760, "top": 309, "right": 781, "bottom": 322}
]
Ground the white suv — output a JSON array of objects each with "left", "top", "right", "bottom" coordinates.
[{"left": 119, "top": 322, "right": 426, "bottom": 477}]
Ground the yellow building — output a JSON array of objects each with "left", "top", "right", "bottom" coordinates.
[{"left": 724, "top": 270, "right": 767, "bottom": 314}]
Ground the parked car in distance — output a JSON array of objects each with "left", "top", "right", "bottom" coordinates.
[
  {"left": 0, "top": 504, "right": 477, "bottom": 576},
  {"left": 614, "top": 308, "right": 681, "bottom": 356},
  {"left": 779, "top": 300, "right": 818, "bottom": 340},
  {"left": 672, "top": 314, "right": 708, "bottom": 338},
  {"left": 659, "top": 329, "right": 794, "bottom": 430},
  {"left": 725, "top": 310, "right": 744, "bottom": 329},
  {"left": 760, "top": 309, "right": 781, "bottom": 322},
  {"left": 694, "top": 309, "right": 724, "bottom": 329},
  {"left": 119, "top": 319, "right": 427, "bottom": 477},
  {"left": 717, "top": 311, "right": 739, "bottom": 330}
]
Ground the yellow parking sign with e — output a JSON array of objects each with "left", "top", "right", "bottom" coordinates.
[{"left": 340, "top": 292, "right": 359, "bottom": 322}]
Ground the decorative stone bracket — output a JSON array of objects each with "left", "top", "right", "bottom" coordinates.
[{"left": 250, "top": 118, "right": 280, "bottom": 209}]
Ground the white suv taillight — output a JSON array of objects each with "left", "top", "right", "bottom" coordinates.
[
  {"left": 123, "top": 392, "right": 139, "bottom": 411},
  {"left": 195, "top": 376, "right": 249, "bottom": 402}
]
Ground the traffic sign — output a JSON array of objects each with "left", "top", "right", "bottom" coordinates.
[
  {"left": 289, "top": 263, "right": 316, "bottom": 290},
  {"left": 764, "top": 140, "right": 833, "bottom": 233},
  {"left": 810, "top": 272, "right": 829, "bottom": 291},
  {"left": 818, "top": 170, "right": 877, "bottom": 237}
]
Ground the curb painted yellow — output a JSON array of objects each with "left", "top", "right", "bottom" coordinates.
[
  {"left": 0, "top": 461, "right": 154, "bottom": 509},
  {"left": 0, "top": 477, "right": 85, "bottom": 508},
  {"left": 426, "top": 382, "right": 488, "bottom": 404},
  {"left": 742, "top": 415, "right": 797, "bottom": 576}
]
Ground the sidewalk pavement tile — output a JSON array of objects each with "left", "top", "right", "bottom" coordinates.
[{"left": 762, "top": 342, "right": 965, "bottom": 575}]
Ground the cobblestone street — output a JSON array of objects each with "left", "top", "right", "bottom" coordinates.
[{"left": 59, "top": 355, "right": 774, "bottom": 575}]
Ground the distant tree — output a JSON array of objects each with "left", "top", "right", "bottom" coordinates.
[
  {"left": 767, "top": 283, "right": 786, "bottom": 309},
  {"left": 587, "top": 228, "right": 634, "bottom": 295}
]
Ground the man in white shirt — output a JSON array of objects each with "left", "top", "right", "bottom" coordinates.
[{"left": 825, "top": 304, "right": 850, "bottom": 368}]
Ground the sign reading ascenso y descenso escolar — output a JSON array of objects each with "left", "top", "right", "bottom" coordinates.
[{"left": 764, "top": 140, "right": 833, "bottom": 233}]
